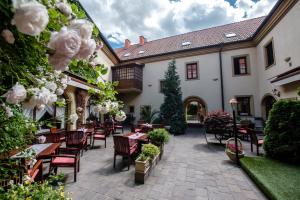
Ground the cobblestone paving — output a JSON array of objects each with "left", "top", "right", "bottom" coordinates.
[{"left": 63, "top": 128, "right": 267, "bottom": 200}]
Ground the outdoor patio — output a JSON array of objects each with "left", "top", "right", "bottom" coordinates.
[{"left": 61, "top": 127, "right": 267, "bottom": 200}]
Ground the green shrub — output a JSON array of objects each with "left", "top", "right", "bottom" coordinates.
[
  {"left": 141, "top": 144, "right": 160, "bottom": 159},
  {"left": 0, "top": 181, "right": 69, "bottom": 200},
  {"left": 137, "top": 153, "right": 149, "bottom": 162},
  {"left": 264, "top": 100, "right": 300, "bottom": 164},
  {"left": 148, "top": 128, "right": 170, "bottom": 146}
]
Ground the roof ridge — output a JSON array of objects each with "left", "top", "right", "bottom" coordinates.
[{"left": 114, "top": 16, "right": 266, "bottom": 50}]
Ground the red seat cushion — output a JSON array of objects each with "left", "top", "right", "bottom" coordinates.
[
  {"left": 238, "top": 129, "right": 247, "bottom": 134},
  {"left": 134, "top": 128, "right": 142, "bottom": 132},
  {"left": 94, "top": 134, "right": 105, "bottom": 139},
  {"left": 115, "top": 125, "right": 123, "bottom": 128},
  {"left": 52, "top": 156, "right": 75, "bottom": 164},
  {"left": 258, "top": 140, "right": 264, "bottom": 145}
]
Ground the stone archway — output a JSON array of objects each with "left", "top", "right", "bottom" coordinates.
[
  {"left": 183, "top": 96, "right": 207, "bottom": 124},
  {"left": 261, "top": 94, "right": 277, "bottom": 120}
]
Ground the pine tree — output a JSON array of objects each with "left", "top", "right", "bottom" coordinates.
[{"left": 160, "top": 60, "right": 186, "bottom": 134}]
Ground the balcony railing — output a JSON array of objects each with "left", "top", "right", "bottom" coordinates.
[{"left": 112, "top": 63, "right": 144, "bottom": 93}]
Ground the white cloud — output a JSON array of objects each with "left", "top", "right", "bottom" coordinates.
[{"left": 79, "top": 0, "right": 278, "bottom": 47}]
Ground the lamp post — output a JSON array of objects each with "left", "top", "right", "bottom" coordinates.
[{"left": 229, "top": 98, "right": 240, "bottom": 165}]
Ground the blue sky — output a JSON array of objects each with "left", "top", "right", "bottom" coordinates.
[{"left": 80, "top": 0, "right": 278, "bottom": 49}]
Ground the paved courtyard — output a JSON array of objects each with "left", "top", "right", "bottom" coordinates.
[{"left": 63, "top": 128, "right": 267, "bottom": 200}]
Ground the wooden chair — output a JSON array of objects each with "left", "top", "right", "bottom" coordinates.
[
  {"left": 49, "top": 147, "right": 80, "bottom": 182},
  {"left": 113, "top": 135, "right": 138, "bottom": 170},
  {"left": 248, "top": 129, "right": 264, "bottom": 155},
  {"left": 104, "top": 121, "right": 115, "bottom": 135},
  {"left": 114, "top": 121, "right": 124, "bottom": 133},
  {"left": 92, "top": 126, "right": 107, "bottom": 148},
  {"left": 65, "top": 131, "right": 87, "bottom": 156}
]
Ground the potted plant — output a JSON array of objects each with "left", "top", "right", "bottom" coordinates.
[
  {"left": 148, "top": 128, "right": 170, "bottom": 159},
  {"left": 135, "top": 153, "right": 150, "bottom": 173},
  {"left": 135, "top": 144, "right": 160, "bottom": 184},
  {"left": 141, "top": 144, "right": 160, "bottom": 166}
]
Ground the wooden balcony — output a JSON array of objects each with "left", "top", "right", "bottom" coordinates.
[{"left": 112, "top": 63, "right": 144, "bottom": 93}]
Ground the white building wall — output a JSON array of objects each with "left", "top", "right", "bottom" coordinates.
[
  {"left": 94, "top": 49, "right": 115, "bottom": 81},
  {"left": 256, "top": 0, "right": 300, "bottom": 108},
  {"left": 122, "top": 49, "right": 259, "bottom": 121}
]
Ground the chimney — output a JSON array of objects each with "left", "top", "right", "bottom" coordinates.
[
  {"left": 139, "top": 35, "right": 146, "bottom": 45},
  {"left": 124, "top": 39, "right": 131, "bottom": 49}
]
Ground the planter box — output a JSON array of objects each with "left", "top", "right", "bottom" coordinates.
[
  {"left": 135, "top": 157, "right": 150, "bottom": 173},
  {"left": 135, "top": 154, "right": 159, "bottom": 184}
]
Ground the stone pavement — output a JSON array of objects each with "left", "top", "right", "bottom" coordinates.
[{"left": 63, "top": 127, "right": 267, "bottom": 200}]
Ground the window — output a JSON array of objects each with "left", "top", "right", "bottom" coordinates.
[
  {"left": 186, "top": 63, "right": 198, "bottom": 80},
  {"left": 233, "top": 56, "right": 249, "bottom": 75},
  {"left": 129, "top": 106, "right": 134, "bottom": 113},
  {"left": 236, "top": 96, "right": 251, "bottom": 116},
  {"left": 264, "top": 40, "right": 275, "bottom": 68},
  {"left": 160, "top": 80, "right": 166, "bottom": 93}
]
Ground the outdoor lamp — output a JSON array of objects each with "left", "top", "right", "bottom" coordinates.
[{"left": 229, "top": 97, "right": 239, "bottom": 165}]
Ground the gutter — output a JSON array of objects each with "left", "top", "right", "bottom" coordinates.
[{"left": 219, "top": 44, "right": 225, "bottom": 111}]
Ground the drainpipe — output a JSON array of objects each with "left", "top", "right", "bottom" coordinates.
[{"left": 219, "top": 43, "right": 225, "bottom": 111}]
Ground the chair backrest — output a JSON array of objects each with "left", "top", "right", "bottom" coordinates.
[
  {"left": 66, "top": 131, "right": 85, "bottom": 146},
  {"left": 43, "top": 133, "right": 61, "bottom": 143},
  {"left": 113, "top": 135, "right": 130, "bottom": 155},
  {"left": 104, "top": 121, "right": 114, "bottom": 135}
]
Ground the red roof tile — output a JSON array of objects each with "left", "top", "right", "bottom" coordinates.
[{"left": 115, "top": 16, "right": 265, "bottom": 61}]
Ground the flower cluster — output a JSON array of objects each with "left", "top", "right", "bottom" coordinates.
[
  {"left": 115, "top": 110, "right": 126, "bottom": 122},
  {"left": 93, "top": 100, "right": 121, "bottom": 115},
  {"left": 23, "top": 70, "right": 69, "bottom": 110},
  {"left": 48, "top": 19, "right": 96, "bottom": 71}
]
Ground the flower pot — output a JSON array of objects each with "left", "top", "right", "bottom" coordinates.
[{"left": 135, "top": 157, "right": 150, "bottom": 173}]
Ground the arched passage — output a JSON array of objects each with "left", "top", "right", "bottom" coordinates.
[
  {"left": 261, "top": 94, "right": 276, "bottom": 120},
  {"left": 183, "top": 96, "right": 207, "bottom": 124}
]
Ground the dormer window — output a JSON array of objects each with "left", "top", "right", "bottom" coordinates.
[
  {"left": 123, "top": 53, "right": 131, "bottom": 57},
  {"left": 225, "top": 33, "right": 237, "bottom": 38},
  {"left": 138, "top": 50, "right": 145, "bottom": 54},
  {"left": 182, "top": 41, "right": 191, "bottom": 46}
]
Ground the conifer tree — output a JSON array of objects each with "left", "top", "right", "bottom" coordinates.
[{"left": 160, "top": 60, "right": 186, "bottom": 134}]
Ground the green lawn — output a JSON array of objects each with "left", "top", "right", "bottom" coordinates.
[{"left": 240, "top": 156, "right": 300, "bottom": 200}]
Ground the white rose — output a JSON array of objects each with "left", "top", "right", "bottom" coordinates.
[
  {"left": 45, "top": 81, "right": 57, "bottom": 92},
  {"left": 2, "top": 82, "right": 27, "bottom": 104},
  {"left": 110, "top": 102, "right": 119, "bottom": 110},
  {"left": 48, "top": 27, "right": 81, "bottom": 58},
  {"left": 76, "top": 107, "right": 83, "bottom": 112},
  {"left": 54, "top": 70, "right": 62, "bottom": 77},
  {"left": 56, "top": 2, "right": 72, "bottom": 16},
  {"left": 37, "top": 87, "right": 51, "bottom": 105},
  {"left": 12, "top": 0, "right": 49, "bottom": 36},
  {"left": 56, "top": 88, "right": 64, "bottom": 95},
  {"left": 48, "top": 53, "right": 71, "bottom": 71},
  {"left": 115, "top": 111, "right": 126, "bottom": 122},
  {"left": 61, "top": 77, "right": 68, "bottom": 84},
  {"left": 75, "top": 39, "right": 96, "bottom": 59},
  {"left": 95, "top": 41, "right": 104, "bottom": 51},
  {"left": 69, "top": 19, "right": 93, "bottom": 40},
  {"left": 1, "top": 29, "right": 15, "bottom": 44}
]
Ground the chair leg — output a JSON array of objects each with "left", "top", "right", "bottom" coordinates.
[
  {"left": 257, "top": 145, "right": 259, "bottom": 156},
  {"left": 104, "top": 138, "right": 106, "bottom": 148},
  {"left": 54, "top": 167, "right": 58, "bottom": 175},
  {"left": 92, "top": 138, "right": 95, "bottom": 149},
  {"left": 127, "top": 155, "right": 130, "bottom": 170},
  {"left": 250, "top": 142, "right": 253, "bottom": 152},
  {"left": 78, "top": 159, "right": 80, "bottom": 172},
  {"left": 74, "top": 165, "right": 77, "bottom": 182},
  {"left": 113, "top": 154, "right": 116, "bottom": 169}
]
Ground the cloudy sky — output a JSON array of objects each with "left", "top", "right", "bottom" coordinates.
[{"left": 79, "top": 0, "right": 278, "bottom": 49}]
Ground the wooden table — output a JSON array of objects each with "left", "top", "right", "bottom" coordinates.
[
  {"left": 125, "top": 132, "right": 149, "bottom": 141},
  {"left": 37, "top": 143, "right": 60, "bottom": 159}
]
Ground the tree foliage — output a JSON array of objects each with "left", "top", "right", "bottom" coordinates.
[
  {"left": 264, "top": 100, "right": 300, "bottom": 164},
  {"left": 160, "top": 60, "right": 186, "bottom": 134}
]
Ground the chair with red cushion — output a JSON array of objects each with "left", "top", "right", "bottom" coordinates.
[
  {"left": 92, "top": 127, "right": 107, "bottom": 148},
  {"left": 248, "top": 129, "right": 264, "bottom": 155},
  {"left": 49, "top": 148, "right": 80, "bottom": 182},
  {"left": 113, "top": 135, "right": 138, "bottom": 170},
  {"left": 66, "top": 131, "right": 87, "bottom": 156},
  {"left": 114, "top": 121, "right": 124, "bottom": 133}
]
